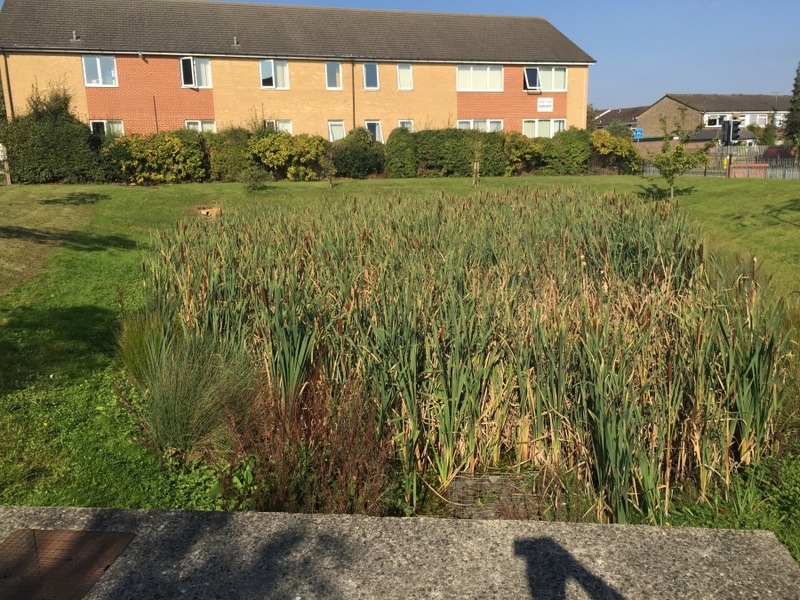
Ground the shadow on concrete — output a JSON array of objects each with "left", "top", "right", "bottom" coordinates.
[
  {"left": 38, "top": 192, "right": 110, "bottom": 206},
  {"left": 81, "top": 510, "right": 351, "bottom": 599},
  {"left": 0, "top": 226, "right": 136, "bottom": 252},
  {"left": 635, "top": 182, "right": 696, "bottom": 201},
  {"left": 763, "top": 199, "right": 800, "bottom": 228},
  {"left": 514, "top": 537, "right": 626, "bottom": 600}
]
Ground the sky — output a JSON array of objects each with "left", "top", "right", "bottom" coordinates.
[{"left": 2, "top": 0, "right": 798, "bottom": 108}]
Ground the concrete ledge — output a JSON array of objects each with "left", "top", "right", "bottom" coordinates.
[{"left": 1, "top": 506, "right": 799, "bottom": 599}]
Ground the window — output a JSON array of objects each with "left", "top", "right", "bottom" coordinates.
[
  {"left": 755, "top": 114, "right": 768, "bottom": 126},
  {"left": 326, "top": 62, "right": 342, "bottom": 90},
  {"left": 89, "top": 120, "right": 123, "bottom": 136},
  {"left": 82, "top": 56, "right": 118, "bottom": 87},
  {"left": 181, "top": 57, "right": 212, "bottom": 88},
  {"left": 398, "top": 120, "right": 414, "bottom": 131},
  {"left": 185, "top": 120, "right": 216, "bottom": 132},
  {"left": 260, "top": 60, "right": 289, "bottom": 89},
  {"left": 705, "top": 114, "right": 724, "bottom": 127},
  {"left": 264, "top": 119, "right": 293, "bottom": 133},
  {"left": 522, "top": 119, "right": 566, "bottom": 138},
  {"left": 524, "top": 66, "right": 567, "bottom": 92},
  {"left": 363, "top": 63, "right": 379, "bottom": 90},
  {"left": 456, "top": 65, "right": 503, "bottom": 91},
  {"left": 397, "top": 64, "right": 413, "bottom": 91},
  {"left": 328, "top": 120, "right": 346, "bottom": 141},
  {"left": 365, "top": 121, "right": 383, "bottom": 142},
  {"left": 457, "top": 119, "right": 503, "bottom": 132}
]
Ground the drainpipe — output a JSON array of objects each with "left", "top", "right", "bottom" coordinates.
[
  {"left": 2, "top": 51, "right": 15, "bottom": 120},
  {"left": 351, "top": 59, "right": 356, "bottom": 131}
]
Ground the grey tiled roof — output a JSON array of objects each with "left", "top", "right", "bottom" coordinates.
[
  {"left": 0, "top": 0, "right": 595, "bottom": 64},
  {"left": 595, "top": 106, "right": 649, "bottom": 127},
  {"left": 667, "top": 94, "right": 790, "bottom": 113}
]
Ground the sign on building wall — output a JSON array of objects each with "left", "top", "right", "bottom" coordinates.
[{"left": 538, "top": 98, "right": 554, "bottom": 112}]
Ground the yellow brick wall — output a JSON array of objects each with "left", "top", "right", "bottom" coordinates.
[
  {"left": 1, "top": 53, "right": 88, "bottom": 121},
  {"left": 566, "top": 65, "right": 589, "bottom": 129},
  {"left": 211, "top": 58, "right": 457, "bottom": 137}
]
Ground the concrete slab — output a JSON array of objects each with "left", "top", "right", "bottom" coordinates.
[{"left": 1, "top": 506, "right": 798, "bottom": 599}]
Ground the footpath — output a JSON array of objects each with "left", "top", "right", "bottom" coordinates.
[{"left": 1, "top": 505, "right": 799, "bottom": 599}]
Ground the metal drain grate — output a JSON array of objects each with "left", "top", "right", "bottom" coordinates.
[{"left": 0, "top": 529, "right": 135, "bottom": 600}]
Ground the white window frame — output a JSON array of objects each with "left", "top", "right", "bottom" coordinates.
[
  {"left": 185, "top": 120, "right": 216, "bottom": 132},
  {"left": 259, "top": 59, "right": 290, "bottom": 90},
  {"left": 264, "top": 119, "right": 293, "bottom": 134},
  {"left": 523, "top": 67, "right": 540, "bottom": 91},
  {"left": 398, "top": 119, "right": 414, "bottom": 131},
  {"left": 529, "top": 66, "right": 567, "bottom": 92},
  {"left": 328, "top": 120, "right": 346, "bottom": 141},
  {"left": 705, "top": 114, "right": 725, "bottom": 127},
  {"left": 522, "top": 118, "right": 566, "bottom": 138},
  {"left": 89, "top": 120, "right": 124, "bottom": 136},
  {"left": 365, "top": 120, "right": 383, "bottom": 142},
  {"left": 82, "top": 55, "right": 118, "bottom": 87},
  {"left": 326, "top": 62, "right": 342, "bottom": 90},
  {"left": 181, "top": 57, "right": 212, "bottom": 89},
  {"left": 456, "top": 119, "right": 503, "bottom": 132},
  {"left": 456, "top": 65, "right": 503, "bottom": 92},
  {"left": 397, "top": 63, "right": 413, "bottom": 91},
  {"left": 363, "top": 63, "right": 380, "bottom": 91}
]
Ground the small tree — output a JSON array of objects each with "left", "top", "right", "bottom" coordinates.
[
  {"left": 784, "top": 61, "right": 800, "bottom": 150},
  {"left": 586, "top": 103, "right": 601, "bottom": 132},
  {"left": 606, "top": 119, "right": 631, "bottom": 139},
  {"left": 648, "top": 109, "right": 710, "bottom": 199}
]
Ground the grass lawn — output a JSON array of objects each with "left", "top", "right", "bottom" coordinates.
[{"left": 0, "top": 176, "right": 798, "bottom": 538}]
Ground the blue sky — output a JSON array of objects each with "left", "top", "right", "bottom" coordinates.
[{"left": 3, "top": 0, "right": 798, "bottom": 108}]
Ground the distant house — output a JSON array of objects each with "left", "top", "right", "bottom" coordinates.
[
  {"left": 0, "top": 0, "right": 595, "bottom": 140},
  {"left": 594, "top": 106, "right": 648, "bottom": 131},
  {"left": 637, "top": 94, "right": 790, "bottom": 141}
]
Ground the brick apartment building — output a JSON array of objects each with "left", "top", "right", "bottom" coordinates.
[{"left": 0, "top": 0, "right": 594, "bottom": 141}]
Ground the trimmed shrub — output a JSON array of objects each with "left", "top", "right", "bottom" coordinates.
[
  {"left": 532, "top": 127, "right": 592, "bottom": 175},
  {"left": 478, "top": 131, "right": 506, "bottom": 177},
  {"left": 238, "top": 166, "right": 273, "bottom": 191},
  {"left": 250, "top": 131, "right": 330, "bottom": 181},
  {"left": 503, "top": 131, "right": 536, "bottom": 176},
  {"left": 205, "top": 127, "right": 254, "bottom": 182},
  {"left": 0, "top": 86, "right": 101, "bottom": 183},
  {"left": 385, "top": 127, "right": 417, "bottom": 178},
  {"left": 103, "top": 130, "right": 207, "bottom": 184},
  {"left": 590, "top": 129, "right": 642, "bottom": 174},
  {"left": 331, "top": 127, "right": 384, "bottom": 179},
  {"left": 415, "top": 128, "right": 472, "bottom": 176}
]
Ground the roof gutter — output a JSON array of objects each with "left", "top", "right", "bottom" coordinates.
[{"left": 0, "top": 46, "right": 595, "bottom": 66}]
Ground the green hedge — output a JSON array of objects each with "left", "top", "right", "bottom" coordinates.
[
  {"left": 0, "top": 87, "right": 101, "bottom": 183},
  {"left": 331, "top": 128, "right": 384, "bottom": 179},
  {"left": 103, "top": 130, "right": 207, "bottom": 184},
  {"left": 204, "top": 127, "right": 254, "bottom": 182}
]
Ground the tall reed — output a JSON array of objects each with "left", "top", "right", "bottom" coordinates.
[{"left": 129, "top": 186, "right": 788, "bottom": 522}]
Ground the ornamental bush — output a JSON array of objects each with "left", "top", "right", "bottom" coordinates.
[
  {"left": 385, "top": 127, "right": 416, "bottom": 178},
  {"left": 205, "top": 127, "right": 254, "bottom": 182},
  {"left": 331, "top": 128, "right": 384, "bottom": 179},
  {"left": 250, "top": 131, "right": 330, "bottom": 181},
  {"left": 590, "top": 129, "right": 642, "bottom": 174},
  {"left": 102, "top": 130, "right": 207, "bottom": 184},
  {"left": 532, "top": 127, "right": 592, "bottom": 175},
  {"left": 0, "top": 86, "right": 101, "bottom": 183}
]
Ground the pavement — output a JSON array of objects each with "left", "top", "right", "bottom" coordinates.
[{"left": 1, "top": 505, "right": 799, "bottom": 599}]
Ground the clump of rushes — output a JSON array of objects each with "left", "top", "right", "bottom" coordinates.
[{"left": 127, "top": 186, "right": 788, "bottom": 523}]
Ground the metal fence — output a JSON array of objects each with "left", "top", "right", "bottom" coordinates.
[{"left": 643, "top": 146, "right": 800, "bottom": 180}]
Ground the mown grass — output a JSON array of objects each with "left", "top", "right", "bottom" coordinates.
[{"left": 0, "top": 176, "right": 798, "bottom": 555}]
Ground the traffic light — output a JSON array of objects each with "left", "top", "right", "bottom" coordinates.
[
  {"left": 721, "top": 120, "right": 730, "bottom": 144},
  {"left": 730, "top": 120, "right": 740, "bottom": 142}
]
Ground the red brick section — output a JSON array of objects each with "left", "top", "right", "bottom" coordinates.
[
  {"left": 86, "top": 55, "right": 215, "bottom": 134},
  {"left": 457, "top": 66, "right": 568, "bottom": 133}
]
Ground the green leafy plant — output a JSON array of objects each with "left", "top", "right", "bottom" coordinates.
[
  {"left": 648, "top": 109, "right": 711, "bottom": 198},
  {"left": 331, "top": 127, "right": 384, "bottom": 179}
]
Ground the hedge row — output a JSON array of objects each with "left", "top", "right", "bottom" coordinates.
[
  {"left": 385, "top": 127, "right": 641, "bottom": 178},
  {"left": 0, "top": 89, "right": 640, "bottom": 184}
]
